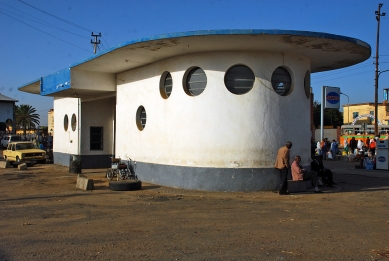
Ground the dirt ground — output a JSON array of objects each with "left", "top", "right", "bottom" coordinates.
[{"left": 0, "top": 157, "right": 389, "bottom": 261}]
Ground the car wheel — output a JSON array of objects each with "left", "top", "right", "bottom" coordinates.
[{"left": 40, "top": 159, "right": 46, "bottom": 164}]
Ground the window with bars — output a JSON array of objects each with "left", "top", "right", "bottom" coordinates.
[
  {"left": 184, "top": 67, "right": 207, "bottom": 96},
  {"left": 90, "top": 127, "right": 103, "bottom": 150},
  {"left": 271, "top": 67, "right": 292, "bottom": 96},
  {"left": 136, "top": 106, "right": 147, "bottom": 131},
  {"left": 160, "top": 72, "right": 173, "bottom": 99},
  {"left": 224, "top": 65, "right": 255, "bottom": 95}
]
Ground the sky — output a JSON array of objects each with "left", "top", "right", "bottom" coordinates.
[{"left": 1, "top": 0, "right": 389, "bottom": 125}]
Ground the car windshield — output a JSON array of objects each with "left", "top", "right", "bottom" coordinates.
[{"left": 16, "top": 143, "right": 37, "bottom": 150}]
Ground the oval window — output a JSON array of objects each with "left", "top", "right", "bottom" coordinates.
[
  {"left": 64, "top": 115, "right": 69, "bottom": 131},
  {"left": 184, "top": 67, "right": 207, "bottom": 96},
  {"left": 136, "top": 106, "right": 147, "bottom": 131},
  {"left": 160, "top": 72, "right": 173, "bottom": 99},
  {"left": 224, "top": 65, "right": 255, "bottom": 95},
  {"left": 271, "top": 67, "right": 292, "bottom": 96},
  {"left": 71, "top": 114, "right": 77, "bottom": 132}
]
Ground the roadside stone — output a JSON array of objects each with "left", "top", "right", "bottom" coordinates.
[
  {"left": 18, "top": 163, "right": 27, "bottom": 170},
  {"left": 76, "top": 174, "right": 94, "bottom": 190},
  {"left": 0, "top": 161, "right": 10, "bottom": 168}
]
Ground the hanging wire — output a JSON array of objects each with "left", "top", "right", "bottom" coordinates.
[
  {"left": 17, "top": 0, "right": 95, "bottom": 32},
  {"left": 0, "top": 10, "right": 92, "bottom": 53}
]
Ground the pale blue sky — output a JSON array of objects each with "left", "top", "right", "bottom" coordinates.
[{"left": 1, "top": 0, "right": 388, "bottom": 125}]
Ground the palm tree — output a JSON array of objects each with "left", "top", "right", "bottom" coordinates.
[{"left": 15, "top": 105, "right": 40, "bottom": 135}]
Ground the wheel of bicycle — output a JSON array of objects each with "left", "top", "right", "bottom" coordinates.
[
  {"left": 118, "top": 169, "right": 127, "bottom": 180},
  {"left": 106, "top": 169, "right": 114, "bottom": 180}
]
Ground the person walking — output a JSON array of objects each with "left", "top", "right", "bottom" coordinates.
[
  {"left": 349, "top": 137, "right": 357, "bottom": 154},
  {"left": 330, "top": 139, "right": 339, "bottom": 161},
  {"left": 321, "top": 138, "right": 327, "bottom": 160},
  {"left": 274, "top": 141, "right": 292, "bottom": 195}
]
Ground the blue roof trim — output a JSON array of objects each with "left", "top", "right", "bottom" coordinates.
[
  {"left": 70, "top": 29, "right": 371, "bottom": 68},
  {"left": 40, "top": 68, "right": 71, "bottom": 96}
]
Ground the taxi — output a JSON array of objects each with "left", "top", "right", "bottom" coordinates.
[{"left": 3, "top": 141, "right": 46, "bottom": 164}]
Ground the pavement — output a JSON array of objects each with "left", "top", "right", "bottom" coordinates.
[{"left": 0, "top": 148, "right": 389, "bottom": 192}]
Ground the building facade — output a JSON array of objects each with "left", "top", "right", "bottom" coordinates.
[
  {"left": 343, "top": 103, "right": 389, "bottom": 125},
  {"left": 19, "top": 30, "right": 371, "bottom": 191},
  {"left": 0, "top": 93, "right": 18, "bottom": 133}
]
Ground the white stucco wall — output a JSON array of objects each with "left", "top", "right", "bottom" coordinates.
[
  {"left": 115, "top": 51, "right": 311, "bottom": 168},
  {"left": 53, "top": 97, "right": 80, "bottom": 155}
]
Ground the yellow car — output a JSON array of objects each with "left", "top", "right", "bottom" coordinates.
[{"left": 3, "top": 141, "right": 46, "bottom": 164}]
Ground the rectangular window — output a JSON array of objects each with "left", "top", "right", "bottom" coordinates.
[
  {"left": 90, "top": 127, "right": 103, "bottom": 150},
  {"left": 352, "top": 112, "right": 359, "bottom": 118}
]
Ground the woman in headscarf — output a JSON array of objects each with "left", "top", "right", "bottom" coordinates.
[{"left": 357, "top": 139, "right": 364, "bottom": 150}]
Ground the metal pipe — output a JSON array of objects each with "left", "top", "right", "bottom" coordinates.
[{"left": 340, "top": 92, "right": 350, "bottom": 124}]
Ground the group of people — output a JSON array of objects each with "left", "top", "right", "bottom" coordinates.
[
  {"left": 274, "top": 141, "right": 336, "bottom": 195},
  {"left": 316, "top": 138, "right": 339, "bottom": 160},
  {"left": 344, "top": 136, "right": 378, "bottom": 156}
]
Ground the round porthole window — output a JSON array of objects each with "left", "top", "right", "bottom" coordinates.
[
  {"left": 136, "top": 106, "right": 147, "bottom": 131},
  {"left": 271, "top": 67, "right": 292, "bottom": 96},
  {"left": 64, "top": 115, "right": 69, "bottom": 131},
  {"left": 183, "top": 67, "right": 207, "bottom": 96},
  {"left": 304, "top": 70, "right": 311, "bottom": 99},
  {"left": 160, "top": 72, "right": 173, "bottom": 99},
  {"left": 224, "top": 65, "right": 255, "bottom": 95},
  {"left": 71, "top": 114, "right": 77, "bottom": 132}
]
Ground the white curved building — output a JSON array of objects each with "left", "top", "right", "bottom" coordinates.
[{"left": 19, "top": 30, "right": 371, "bottom": 191}]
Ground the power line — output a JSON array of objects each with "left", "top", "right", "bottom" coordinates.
[
  {"left": 312, "top": 70, "right": 372, "bottom": 84},
  {"left": 0, "top": 10, "right": 92, "bottom": 53},
  {"left": 17, "top": 0, "right": 95, "bottom": 33},
  {"left": 1, "top": 1, "right": 108, "bottom": 53},
  {"left": 312, "top": 62, "right": 373, "bottom": 80},
  {"left": 0, "top": 6, "right": 90, "bottom": 40}
]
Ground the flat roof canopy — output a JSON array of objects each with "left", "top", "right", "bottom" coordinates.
[
  {"left": 72, "top": 29, "right": 371, "bottom": 73},
  {"left": 19, "top": 29, "right": 371, "bottom": 95}
]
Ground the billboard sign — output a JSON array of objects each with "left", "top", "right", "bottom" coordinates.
[{"left": 324, "top": 86, "right": 340, "bottom": 109}]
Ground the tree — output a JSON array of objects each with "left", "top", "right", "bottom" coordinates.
[
  {"left": 15, "top": 105, "right": 40, "bottom": 135},
  {"left": 313, "top": 101, "right": 343, "bottom": 128},
  {"left": 5, "top": 119, "right": 12, "bottom": 132}
]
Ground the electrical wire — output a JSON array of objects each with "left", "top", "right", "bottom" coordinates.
[
  {"left": 312, "top": 70, "right": 372, "bottom": 84},
  {"left": 0, "top": 10, "right": 92, "bottom": 53},
  {"left": 0, "top": 6, "right": 90, "bottom": 39},
  {"left": 17, "top": 0, "right": 95, "bottom": 33},
  {"left": 0, "top": 1, "right": 107, "bottom": 52},
  {"left": 312, "top": 62, "right": 373, "bottom": 80}
]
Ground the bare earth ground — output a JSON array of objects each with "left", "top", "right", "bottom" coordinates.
[{"left": 0, "top": 156, "right": 389, "bottom": 261}]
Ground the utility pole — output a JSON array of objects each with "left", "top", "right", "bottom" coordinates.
[
  {"left": 91, "top": 32, "right": 101, "bottom": 54},
  {"left": 374, "top": 3, "right": 386, "bottom": 135}
]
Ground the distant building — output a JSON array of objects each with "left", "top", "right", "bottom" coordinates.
[
  {"left": 0, "top": 93, "right": 18, "bottom": 133},
  {"left": 48, "top": 109, "right": 54, "bottom": 136},
  {"left": 19, "top": 30, "right": 371, "bottom": 191},
  {"left": 342, "top": 102, "right": 389, "bottom": 125}
]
